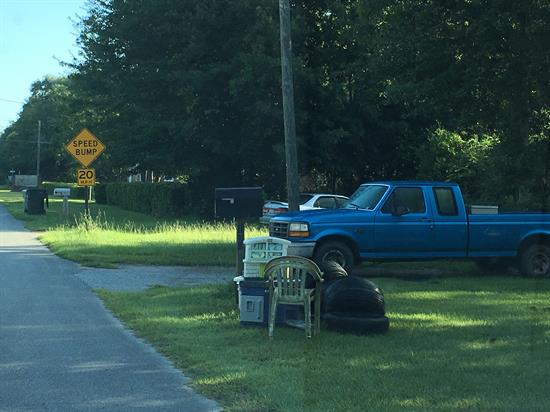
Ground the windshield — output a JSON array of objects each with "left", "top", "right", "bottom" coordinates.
[
  {"left": 345, "top": 185, "right": 388, "bottom": 210},
  {"left": 299, "top": 194, "right": 314, "bottom": 204}
]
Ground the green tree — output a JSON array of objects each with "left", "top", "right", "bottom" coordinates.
[
  {"left": 8, "top": 0, "right": 543, "bottom": 209},
  {"left": 0, "top": 76, "right": 84, "bottom": 181},
  {"left": 73, "top": 1, "right": 289, "bottom": 201},
  {"left": 363, "top": 0, "right": 550, "bottom": 204}
]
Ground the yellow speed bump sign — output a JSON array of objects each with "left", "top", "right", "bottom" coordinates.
[
  {"left": 66, "top": 128, "right": 105, "bottom": 167},
  {"left": 77, "top": 168, "right": 95, "bottom": 186}
]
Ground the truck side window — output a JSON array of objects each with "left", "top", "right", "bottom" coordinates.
[
  {"left": 433, "top": 187, "right": 458, "bottom": 216},
  {"left": 381, "top": 188, "right": 425, "bottom": 214}
]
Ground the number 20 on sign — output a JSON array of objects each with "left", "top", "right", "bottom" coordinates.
[{"left": 77, "top": 169, "right": 95, "bottom": 187}]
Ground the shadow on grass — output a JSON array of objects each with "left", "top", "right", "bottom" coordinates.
[
  {"left": 97, "top": 277, "right": 550, "bottom": 411},
  {"left": 354, "top": 259, "right": 522, "bottom": 281}
]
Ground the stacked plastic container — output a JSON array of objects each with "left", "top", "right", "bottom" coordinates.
[
  {"left": 242, "top": 236, "right": 291, "bottom": 278},
  {"left": 238, "top": 236, "right": 293, "bottom": 325}
]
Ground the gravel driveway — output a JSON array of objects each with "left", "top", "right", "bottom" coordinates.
[{"left": 76, "top": 265, "right": 235, "bottom": 291}]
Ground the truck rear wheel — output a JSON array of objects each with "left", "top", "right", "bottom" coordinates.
[
  {"left": 520, "top": 244, "right": 550, "bottom": 278},
  {"left": 313, "top": 241, "right": 355, "bottom": 273}
]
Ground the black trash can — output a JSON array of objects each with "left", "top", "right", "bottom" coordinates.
[{"left": 24, "top": 188, "right": 49, "bottom": 214}]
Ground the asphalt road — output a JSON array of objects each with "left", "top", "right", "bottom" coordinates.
[{"left": 0, "top": 205, "right": 220, "bottom": 411}]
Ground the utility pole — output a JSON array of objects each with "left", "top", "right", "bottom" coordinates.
[
  {"left": 279, "top": 0, "right": 300, "bottom": 211},
  {"left": 36, "top": 120, "right": 41, "bottom": 187}
]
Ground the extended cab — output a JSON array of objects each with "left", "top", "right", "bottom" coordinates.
[{"left": 269, "top": 181, "right": 550, "bottom": 277}]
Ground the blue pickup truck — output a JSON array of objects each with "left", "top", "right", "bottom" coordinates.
[{"left": 269, "top": 181, "right": 550, "bottom": 277}]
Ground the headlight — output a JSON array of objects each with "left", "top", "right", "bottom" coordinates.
[{"left": 288, "top": 222, "right": 309, "bottom": 237}]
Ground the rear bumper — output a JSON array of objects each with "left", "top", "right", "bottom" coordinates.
[{"left": 287, "top": 242, "right": 316, "bottom": 258}]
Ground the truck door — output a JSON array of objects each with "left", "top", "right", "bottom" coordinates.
[
  {"left": 373, "top": 186, "right": 435, "bottom": 256},
  {"left": 431, "top": 186, "right": 468, "bottom": 257}
]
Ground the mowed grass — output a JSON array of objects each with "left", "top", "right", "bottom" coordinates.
[
  {"left": 42, "top": 220, "right": 266, "bottom": 267},
  {"left": 97, "top": 275, "right": 550, "bottom": 411},
  {"left": 0, "top": 190, "right": 267, "bottom": 267},
  {"left": 0, "top": 189, "right": 171, "bottom": 230},
  {"left": 3, "top": 189, "right": 550, "bottom": 409}
]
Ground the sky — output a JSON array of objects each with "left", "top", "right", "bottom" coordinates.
[{"left": 0, "top": 0, "right": 87, "bottom": 133}]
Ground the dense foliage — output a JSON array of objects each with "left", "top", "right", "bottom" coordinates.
[
  {"left": 1, "top": 0, "right": 548, "bottom": 211},
  {"left": 97, "top": 182, "right": 190, "bottom": 217}
]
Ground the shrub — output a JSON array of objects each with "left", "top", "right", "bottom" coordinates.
[
  {"left": 94, "top": 183, "right": 107, "bottom": 204},
  {"left": 102, "top": 182, "right": 190, "bottom": 217}
]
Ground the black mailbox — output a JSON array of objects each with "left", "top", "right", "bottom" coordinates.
[{"left": 215, "top": 187, "right": 263, "bottom": 218}]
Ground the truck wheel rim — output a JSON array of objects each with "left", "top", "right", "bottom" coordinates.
[
  {"left": 322, "top": 250, "right": 346, "bottom": 267},
  {"left": 531, "top": 253, "right": 550, "bottom": 276}
]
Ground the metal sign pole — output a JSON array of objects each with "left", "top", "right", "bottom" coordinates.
[{"left": 84, "top": 186, "right": 90, "bottom": 216}]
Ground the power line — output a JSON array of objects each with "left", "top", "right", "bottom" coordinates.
[
  {"left": 0, "top": 98, "right": 24, "bottom": 104},
  {"left": 0, "top": 139, "right": 51, "bottom": 144}
]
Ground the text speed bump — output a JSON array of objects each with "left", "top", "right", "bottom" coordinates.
[
  {"left": 66, "top": 128, "right": 106, "bottom": 167},
  {"left": 77, "top": 168, "right": 95, "bottom": 186}
]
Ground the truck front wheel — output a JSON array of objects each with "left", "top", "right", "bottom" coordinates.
[
  {"left": 313, "top": 241, "right": 355, "bottom": 274},
  {"left": 520, "top": 244, "right": 550, "bottom": 278}
]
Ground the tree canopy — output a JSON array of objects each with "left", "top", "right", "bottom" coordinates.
[{"left": 1, "top": 0, "right": 548, "bottom": 210}]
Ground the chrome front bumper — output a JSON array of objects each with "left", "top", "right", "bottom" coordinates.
[{"left": 287, "top": 242, "right": 316, "bottom": 258}]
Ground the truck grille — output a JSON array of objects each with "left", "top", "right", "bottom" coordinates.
[{"left": 269, "top": 221, "right": 289, "bottom": 238}]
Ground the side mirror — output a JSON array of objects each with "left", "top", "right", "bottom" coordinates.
[{"left": 392, "top": 206, "right": 410, "bottom": 217}]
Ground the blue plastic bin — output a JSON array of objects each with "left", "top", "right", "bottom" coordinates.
[{"left": 238, "top": 279, "right": 299, "bottom": 326}]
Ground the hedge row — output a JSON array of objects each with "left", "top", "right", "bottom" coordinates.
[{"left": 95, "top": 182, "right": 191, "bottom": 217}]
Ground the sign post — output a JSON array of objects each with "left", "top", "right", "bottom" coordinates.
[{"left": 65, "top": 129, "right": 106, "bottom": 215}]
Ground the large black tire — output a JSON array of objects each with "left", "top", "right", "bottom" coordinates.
[
  {"left": 306, "top": 260, "right": 348, "bottom": 289},
  {"left": 520, "top": 244, "right": 550, "bottom": 278},
  {"left": 313, "top": 241, "right": 355, "bottom": 274},
  {"left": 323, "top": 313, "right": 390, "bottom": 334},
  {"left": 318, "top": 260, "right": 348, "bottom": 282},
  {"left": 322, "top": 276, "right": 385, "bottom": 316}
]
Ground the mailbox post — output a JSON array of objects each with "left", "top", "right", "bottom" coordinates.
[
  {"left": 235, "top": 219, "right": 245, "bottom": 276},
  {"left": 215, "top": 187, "right": 263, "bottom": 276},
  {"left": 53, "top": 188, "right": 71, "bottom": 217}
]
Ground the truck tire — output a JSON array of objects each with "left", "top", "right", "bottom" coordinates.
[
  {"left": 520, "top": 244, "right": 550, "bottom": 278},
  {"left": 313, "top": 241, "right": 355, "bottom": 273}
]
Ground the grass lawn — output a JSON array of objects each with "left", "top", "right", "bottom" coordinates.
[
  {"left": 97, "top": 275, "right": 550, "bottom": 411},
  {"left": 0, "top": 189, "right": 172, "bottom": 230},
  {"left": 3, "top": 189, "right": 549, "bottom": 410},
  {"left": 0, "top": 189, "right": 266, "bottom": 267}
]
